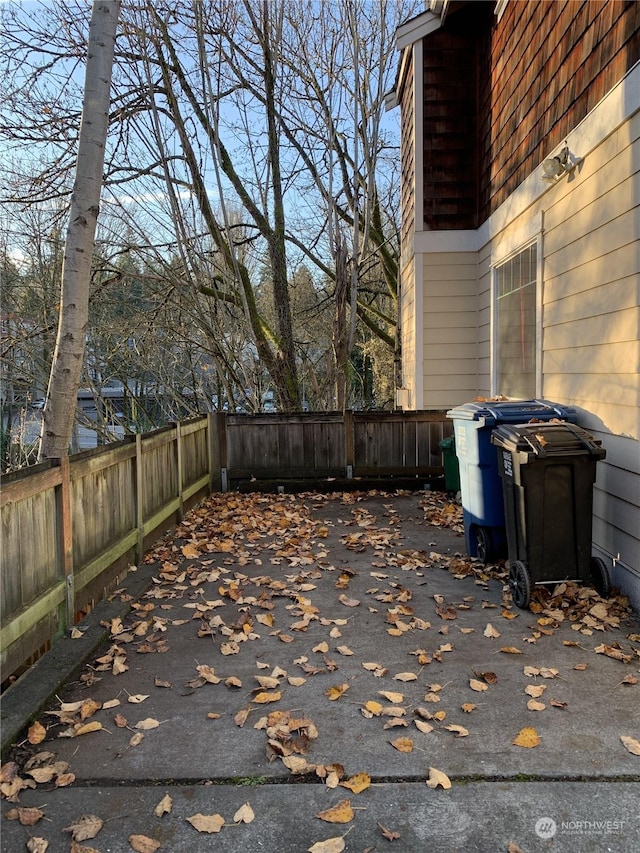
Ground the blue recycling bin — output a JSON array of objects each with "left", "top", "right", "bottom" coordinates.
[{"left": 446, "top": 400, "right": 577, "bottom": 562}]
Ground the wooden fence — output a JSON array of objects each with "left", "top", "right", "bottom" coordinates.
[{"left": 1, "top": 411, "right": 451, "bottom": 683}]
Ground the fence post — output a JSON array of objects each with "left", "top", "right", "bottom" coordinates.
[
  {"left": 344, "top": 410, "right": 354, "bottom": 479},
  {"left": 57, "top": 455, "right": 74, "bottom": 629},
  {"left": 135, "top": 434, "right": 144, "bottom": 562},
  {"left": 175, "top": 422, "right": 184, "bottom": 518},
  {"left": 209, "top": 412, "right": 228, "bottom": 492}
]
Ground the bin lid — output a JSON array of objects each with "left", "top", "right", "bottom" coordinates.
[
  {"left": 446, "top": 399, "right": 577, "bottom": 426},
  {"left": 491, "top": 422, "right": 606, "bottom": 460}
]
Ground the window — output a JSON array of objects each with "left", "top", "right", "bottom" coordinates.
[{"left": 495, "top": 243, "right": 537, "bottom": 398}]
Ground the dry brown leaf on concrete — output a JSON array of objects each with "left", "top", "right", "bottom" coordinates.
[
  {"left": 389, "top": 736, "right": 413, "bottom": 752},
  {"left": 469, "top": 679, "right": 488, "bottom": 692},
  {"left": 5, "top": 806, "right": 45, "bottom": 825},
  {"left": 393, "top": 672, "right": 418, "bottom": 682},
  {"left": 253, "top": 690, "right": 282, "bottom": 704},
  {"left": 129, "top": 835, "right": 161, "bottom": 853},
  {"left": 379, "top": 691, "right": 404, "bottom": 703},
  {"left": 512, "top": 727, "right": 541, "bottom": 748},
  {"left": 135, "top": 718, "right": 160, "bottom": 730},
  {"left": 26, "top": 838, "right": 49, "bottom": 853},
  {"left": 315, "top": 799, "right": 354, "bottom": 824},
  {"left": 308, "top": 837, "right": 345, "bottom": 853},
  {"left": 340, "top": 772, "right": 371, "bottom": 794},
  {"left": 233, "top": 802, "right": 255, "bottom": 823},
  {"left": 186, "top": 813, "right": 225, "bottom": 833},
  {"left": 527, "top": 700, "right": 546, "bottom": 712},
  {"left": 154, "top": 794, "right": 173, "bottom": 817},
  {"left": 426, "top": 767, "right": 451, "bottom": 789},
  {"left": 63, "top": 814, "right": 104, "bottom": 841},
  {"left": 127, "top": 694, "right": 149, "bottom": 704},
  {"left": 445, "top": 724, "right": 469, "bottom": 737},
  {"left": 378, "top": 822, "right": 401, "bottom": 840},
  {"left": 324, "top": 683, "right": 350, "bottom": 701},
  {"left": 483, "top": 623, "right": 501, "bottom": 638},
  {"left": 27, "top": 722, "right": 47, "bottom": 745},
  {"left": 620, "top": 735, "right": 640, "bottom": 755}
]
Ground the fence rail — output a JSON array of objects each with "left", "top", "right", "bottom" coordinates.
[{"left": 1, "top": 411, "right": 451, "bottom": 682}]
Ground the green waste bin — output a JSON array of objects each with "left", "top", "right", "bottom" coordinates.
[
  {"left": 439, "top": 435, "right": 460, "bottom": 492},
  {"left": 491, "top": 422, "right": 608, "bottom": 609}
]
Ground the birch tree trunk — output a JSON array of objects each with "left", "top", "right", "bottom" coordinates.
[{"left": 39, "top": 0, "right": 120, "bottom": 459}]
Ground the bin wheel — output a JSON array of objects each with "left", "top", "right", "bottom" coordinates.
[
  {"left": 474, "top": 526, "right": 494, "bottom": 563},
  {"left": 590, "top": 556, "right": 610, "bottom": 598},
  {"left": 509, "top": 560, "right": 532, "bottom": 609}
]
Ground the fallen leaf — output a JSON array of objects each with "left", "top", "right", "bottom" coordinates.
[
  {"left": 324, "top": 683, "right": 350, "bottom": 701},
  {"left": 393, "top": 672, "right": 418, "bottom": 682},
  {"left": 620, "top": 735, "right": 640, "bottom": 756},
  {"left": 390, "top": 737, "right": 413, "bottom": 752},
  {"left": 114, "top": 713, "right": 128, "bottom": 728},
  {"left": 426, "top": 767, "right": 451, "bottom": 789},
  {"left": 135, "top": 718, "right": 160, "bottom": 730},
  {"left": 469, "top": 679, "right": 488, "bottom": 692},
  {"left": 414, "top": 719, "right": 434, "bottom": 733},
  {"left": 63, "top": 815, "right": 104, "bottom": 841},
  {"left": 336, "top": 646, "right": 353, "bottom": 656},
  {"left": 196, "top": 665, "right": 221, "bottom": 684},
  {"left": 338, "top": 594, "right": 360, "bottom": 607},
  {"left": 27, "top": 722, "right": 47, "bottom": 745},
  {"left": 154, "top": 794, "right": 173, "bottom": 817},
  {"left": 595, "top": 644, "right": 633, "bottom": 664},
  {"left": 527, "top": 700, "right": 546, "bottom": 711},
  {"left": 55, "top": 772, "right": 76, "bottom": 787},
  {"left": 362, "top": 700, "right": 383, "bottom": 717},
  {"left": 73, "top": 721, "right": 104, "bottom": 736},
  {"left": 483, "top": 623, "right": 501, "bottom": 638},
  {"left": 26, "top": 839, "right": 49, "bottom": 853},
  {"left": 378, "top": 822, "right": 401, "bottom": 841},
  {"left": 129, "top": 732, "right": 145, "bottom": 747},
  {"left": 186, "top": 813, "right": 225, "bottom": 833},
  {"left": 500, "top": 646, "right": 523, "bottom": 655},
  {"left": 308, "top": 838, "right": 345, "bottom": 853},
  {"left": 378, "top": 691, "right": 404, "bottom": 704},
  {"left": 316, "top": 799, "right": 354, "bottom": 823},
  {"left": 525, "top": 685, "right": 546, "bottom": 698},
  {"left": 445, "top": 724, "right": 469, "bottom": 737},
  {"left": 313, "top": 642, "right": 329, "bottom": 654},
  {"left": 507, "top": 843, "right": 526, "bottom": 853},
  {"left": 340, "top": 772, "right": 371, "bottom": 794},
  {"left": 513, "top": 727, "right": 541, "bottom": 748},
  {"left": 233, "top": 802, "right": 255, "bottom": 823},
  {"left": 127, "top": 694, "right": 149, "bottom": 704},
  {"left": 129, "top": 835, "right": 161, "bottom": 853},
  {"left": 181, "top": 542, "right": 201, "bottom": 559},
  {"left": 253, "top": 691, "right": 282, "bottom": 704},
  {"left": 5, "top": 806, "right": 45, "bottom": 825}
]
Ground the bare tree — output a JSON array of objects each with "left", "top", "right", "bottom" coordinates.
[{"left": 39, "top": 0, "right": 121, "bottom": 458}]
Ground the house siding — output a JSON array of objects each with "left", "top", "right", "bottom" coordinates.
[
  {"left": 400, "top": 50, "right": 415, "bottom": 260},
  {"left": 421, "top": 252, "right": 479, "bottom": 408},
  {"left": 395, "top": 3, "right": 639, "bottom": 604},
  {"left": 487, "top": 0, "right": 640, "bottom": 217}
]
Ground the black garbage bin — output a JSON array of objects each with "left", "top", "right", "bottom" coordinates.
[{"left": 491, "top": 422, "right": 608, "bottom": 608}]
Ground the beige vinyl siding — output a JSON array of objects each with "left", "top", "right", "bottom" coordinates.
[
  {"left": 542, "top": 114, "right": 639, "bottom": 441},
  {"left": 421, "top": 252, "right": 478, "bottom": 408},
  {"left": 399, "top": 254, "right": 417, "bottom": 407},
  {"left": 538, "top": 112, "right": 639, "bottom": 594},
  {"left": 476, "top": 245, "right": 492, "bottom": 398}
]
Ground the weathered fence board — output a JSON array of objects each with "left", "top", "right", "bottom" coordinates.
[{"left": 1, "top": 411, "right": 449, "bottom": 684}]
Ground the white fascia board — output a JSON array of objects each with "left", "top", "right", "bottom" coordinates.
[{"left": 396, "top": 10, "right": 443, "bottom": 51}]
